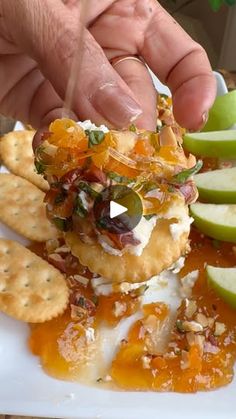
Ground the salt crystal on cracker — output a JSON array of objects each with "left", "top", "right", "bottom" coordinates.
[
  {"left": 0, "top": 239, "right": 69, "bottom": 322},
  {"left": 0, "top": 173, "right": 57, "bottom": 242},
  {"left": 0, "top": 130, "right": 48, "bottom": 191}
]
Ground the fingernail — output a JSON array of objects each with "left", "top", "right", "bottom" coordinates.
[
  {"left": 202, "top": 110, "right": 209, "bottom": 126},
  {"left": 91, "top": 84, "right": 142, "bottom": 128},
  {"left": 189, "top": 111, "right": 209, "bottom": 133}
]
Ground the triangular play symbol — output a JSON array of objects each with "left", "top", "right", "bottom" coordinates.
[{"left": 110, "top": 201, "right": 127, "bottom": 219}]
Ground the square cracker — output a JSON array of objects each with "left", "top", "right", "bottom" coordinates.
[
  {"left": 0, "top": 173, "right": 58, "bottom": 242},
  {"left": 0, "top": 130, "right": 49, "bottom": 191},
  {"left": 0, "top": 239, "right": 68, "bottom": 322}
]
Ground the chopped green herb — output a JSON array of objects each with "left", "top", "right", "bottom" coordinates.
[
  {"left": 142, "top": 181, "right": 159, "bottom": 193},
  {"left": 79, "top": 181, "right": 100, "bottom": 199},
  {"left": 54, "top": 191, "right": 67, "bottom": 205},
  {"left": 96, "top": 218, "right": 108, "bottom": 229},
  {"left": 35, "top": 160, "right": 45, "bottom": 174},
  {"left": 92, "top": 295, "right": 99, "bottom": 306},
  {"left": 96, "top": 377, "right": 103, "bottom": 383},
  {"left": 173, "top": 160, "right": 203, "bottom": 184},
  {"left": 52, "top": 217, "right": 72, "bottom": 232},
  {"left": 74, "top": 195, "right": 88, "bottom": 218},
  {"left": 78, "top": 296, "right": 86, "bottom": 308},
  {"left": 85, "top": 130, "right": 105, "bottom": 148},
  {"left": 160, "top": 93, "right": 169, "bottom": 100},
  {"left": 167, "top": 185, "right": 175, "bottom": 193},
  {"left": 129, "top": 124, "right": 137, "bottom": 132},
  {"left": 176, "top": 319, "right": 185, "bottom": 333},
  {"left": 144, "top": 214, "right": 155, "bottom": 221},
  {"left": 133, "top": 284, "right": 149, "bottom": 297},
  {"left": 107, "top": 171, "right": 134, "bottom": 184}
]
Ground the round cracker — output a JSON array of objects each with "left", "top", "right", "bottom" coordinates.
[
  {"left": 0, "top": 130, "right": 49, "bottom": 191},
  {"left": 0, "top": 239, "right": 69, "bottom": 322},
  {"left": 0, "top": 173, "right": 57, "bottom": 242},
  {"left": 65, "top": 216, "right": 189, "bottom": 283}
]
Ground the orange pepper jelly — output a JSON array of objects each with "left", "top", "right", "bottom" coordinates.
[
  {"left": 28, "top": 246, "right": 141, "bottom": 382},
  {"left": 110, "top": 230, "right": 236, "bottom": 392},
  {"left": 28, "top": 230, "right": 236, "bottom": 391}
]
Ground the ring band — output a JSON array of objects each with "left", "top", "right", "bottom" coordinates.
[{"left": 110, "top": 55, "right": 145, "bottom": 68}]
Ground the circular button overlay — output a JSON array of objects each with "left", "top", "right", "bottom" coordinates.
[{"left": 93, "top": 185, "right": 143, "bottom": 235}]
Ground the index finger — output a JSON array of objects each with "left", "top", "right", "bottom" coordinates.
[{"left": 141, "top": 1, "right": 216, "bottom": 131}]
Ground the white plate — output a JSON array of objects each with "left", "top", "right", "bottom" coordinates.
[{"left": 0, "top": 73, "right": 235, "bottom": 419}]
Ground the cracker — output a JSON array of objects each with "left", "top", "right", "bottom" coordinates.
[
  {"left": 0, "top": 130, "right": 48, "bottom": 191},
  {"left": 0, "top": 174, "right": 57, "bottom": 242},
  {"left": 0, "top": 239, "right": 69, "bottom": 322},
  {"left": 65, "top": 216, "right": 189, "bottom": 284}
]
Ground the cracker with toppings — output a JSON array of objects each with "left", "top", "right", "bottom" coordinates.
[
  {"left": 0, "top": 239, "right": 69, "bottom": 322},
  {"left": 0, "top": 173, "right": 57, "bottom": 241},
  {"left": 0, "top": 130, "right": 49, "bottom": 191},
  {"left": 65, "top": 217, "right": 189, "bottom": 283}
]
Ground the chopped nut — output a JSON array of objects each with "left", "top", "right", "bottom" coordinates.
[
  {"left": 70, "top": 304, "right": 87, "bottom": 321},
  {"left": 104, "top": 375, "right": 112, "bottom": 382},
  {"left": 85, "top": 327, "right": 95, "bottom": 343},
  {"left": 176, "top": 319, "right": 185, "bottom": 333},
  {"left": 73, "top": 275, "right": 89, "bottom": 286},
  {"left": 180, "top": 270, "right": 199, "bottom": 298},
  {"left": 186, "top": 332, "right": 205, "bottom": 354},
  {"left": 195, "top": 313, "right": 209, "bottom": 328},
  {"left": 214, "top": 322, "right": 226, "bottom": 337},
  {"left": 207, "top": 318, "right": 215, "bottom": 328},
  {"left": 185, "top": 299, "right": 197, "bottom": 318},
  {"left": 45, "top": 238, "right": 60, "bottom": 254},
  {"left": 164, "top": 351, "right": 177, "bottom": 359},
  {"left": 48, "top": 253, "right": 63, "bottom": 263},
  {"left": 182, "top": 320, "right": 204, "bottom": 333},
  {"left": 55, "top": 245, "right": 70, "bottom": 253},
  {"left": 142, "top": 314, "right": 158, "bottom": 334},
  {"left": 186, "top": 332, "right": 196, "bottom": 346},
  {"left": 112, "top": 301, "right": 127, "bottom": 318},
  {"left": 141, "top": 355, "right": 151, "bottom": 369},
  {"left": 180, "top": 350, "right": 189, "bottom": 370}
]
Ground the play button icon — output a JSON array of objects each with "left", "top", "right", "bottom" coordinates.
[
  {"left": 93, "top": 185, "right": 143, "bottom": 234},
  {"left": 110, "top": 201, "right": 127, "bottom": 219}
]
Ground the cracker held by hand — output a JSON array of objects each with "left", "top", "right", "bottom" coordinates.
[
  {"left": 0, "top": 130, "right": 48, "bottom": 191},
  {"left": 0, "top": 174, "right": 57, "bottom": 241},
  {"left": 0, "top": 239, "right": 69, "bottom": 322},
  {"left": 65, "top": 217, "right": 189, "bottom": 283}
]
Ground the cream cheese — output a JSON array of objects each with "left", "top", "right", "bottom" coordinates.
[
  {"left": 78, "top": 120, "right": 109, "bottom": 133},
  {"left": 91, "top": 256, "right": 185, "bottom": 297},
  {"left": 169, "top": 216, "right": 194, "bottom": 241},
  {"left": 98, "top": 216, "right": 157, "bottom": 257}
]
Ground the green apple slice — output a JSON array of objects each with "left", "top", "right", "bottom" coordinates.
[
  {"left": 190, "top": 203, "right": 236, "bottom": 242},
  {"left": 203, "top": 90, "right": 236, "bottom": 132},
  {"left": 194, "top": 167, "right": 236, "bottom": 203},
  {"left": 207, "top": 265, "right": 236, "bottom": 309},
  {"left": 183, "top": 130, "right": 236, "bottom": 158}
]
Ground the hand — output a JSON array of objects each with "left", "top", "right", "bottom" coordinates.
[{"left": 0, "top": 0, "right": 216, "bottom": 132}]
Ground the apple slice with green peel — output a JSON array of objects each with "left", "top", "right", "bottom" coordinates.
[
  {"left": 207, "top": 265, "right": 236, "bottom": 309},
  {"left": 194, "top": 167, "right": 236, "bottom": 203},
  {"left": 183, "top": 130, "right": 236, "bottom": 158},
  {"left": 190, "top": 203, "right": 236, "bottom": 242},
  {"left": 202, "top": 90, "right": 236, "bottom": 132}
]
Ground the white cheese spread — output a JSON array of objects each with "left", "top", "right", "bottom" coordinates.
[{"left": 78, "top": 120, "right": 109, "bottom": 133}]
